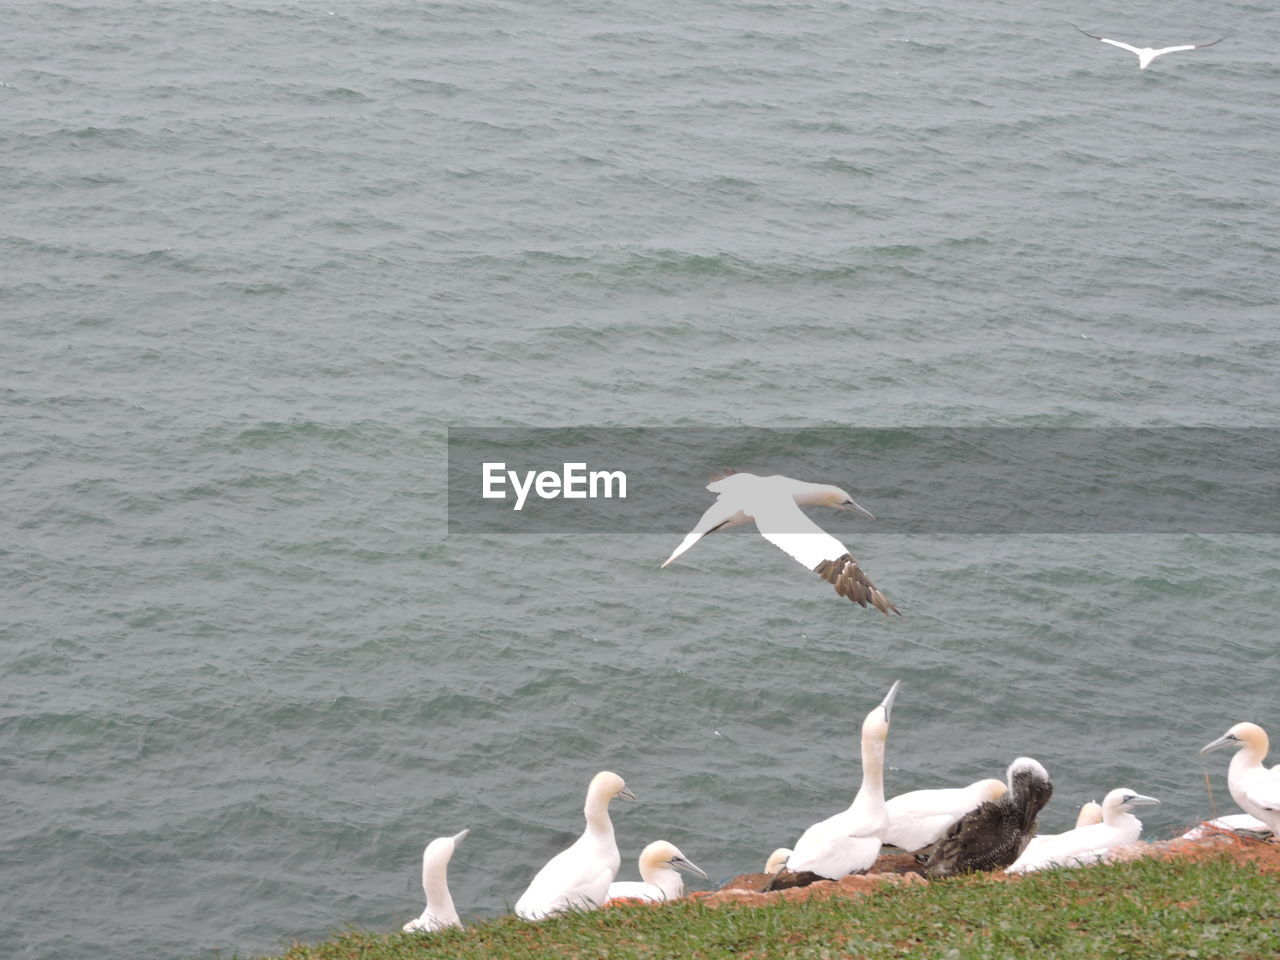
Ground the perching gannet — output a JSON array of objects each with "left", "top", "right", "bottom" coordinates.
[
  {"left": 1072, "top": 24, "right": 1224, "bottom": 70},
  {"left": 661, "top": 473, "right": 899, "bottom": 613},
  {"left": 1200, "top": 722, "right": 1280, "bottom": 835},
  {"left": 402, "top": 829, "right": 469, "bottom": 933},
  {"left": 921, "top": 757, "right": 1053, "bottom": 878},
  {"left": 883, "top": 778, "right": 1008, "bottom": 853},
  {"left": 1006, "top": 787, "right": 1159, "bottom": 873},
  {"left": 606, "top": 840, "right": 708, "bottom": 902},
  {"left": 515, "top": 771, "right": 637, "bottom": 920},
  {"left": 782, "top": 681, "right": 900, "bottom": 880}
]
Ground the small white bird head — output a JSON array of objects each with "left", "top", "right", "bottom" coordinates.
[
  {"left": 588, "top": 770, "right": 637, "bottom": 805},
  {"left": 863, "top": 680, "right": 900, "bottom": 739},
  {"left": 1201, "top": 721, "right": 1269, "bottom": 757},
  {"left": 820, "top": 485, "right": 876, "bottom": 520},
  {"left": 1006, "top": 757, "right": 1051, "bottom": 797},
  {"left": 639, "top": 840, "right": 709, "bottom": 880},
  {"left": 764, "top": 847, "right": 792, "bottom": 875},
  {"left": 1104, "top": 787, "right": 1160, "bottom": 813},
  {"left": 1075, "top": 801, "right": 1104, "bottom": 828},
  {"left": 424, "top": 828, "right": 469, "bottom": 866}
]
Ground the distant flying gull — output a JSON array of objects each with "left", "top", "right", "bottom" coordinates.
[
  {"left": 515, "top": 771, "right": 637, "bottom": 921},
  {"left": 1200, "top": 722, "right": 1280, "bottom": 835},
  {"left": 1072, "top": 24, "right": 1224, "bottom": 70},
  {"left": 661, "top": 472, "right": 900, "bottom": 613},
  {"left": 403, "top": 829, "right": 468, "bottom": 934},
  {"left": 606, "top": 840, "right": 708, "bottom": 903}
]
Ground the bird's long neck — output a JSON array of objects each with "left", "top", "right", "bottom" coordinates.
[
  {"left": 851, "top": 729, "right": 887, "bottom": 825},
  {"left": 583, "top": 790, "right": 615, "bottom": 840},
  {"left": 643, "top": 863, "right": 682, "bottom": 899},
  {"left": 423, "top": 858, "right": 456, "bottom": 921},
  {"left": 1230, "top": 740, "right": 1266, "bottom": 776}
]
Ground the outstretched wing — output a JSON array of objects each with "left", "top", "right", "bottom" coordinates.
[
  {"left": 660, "top": 496, "right": 746, "bottom": 568},
  {"left": 754, "top": 499, "right": 900, "bottom": 614}
]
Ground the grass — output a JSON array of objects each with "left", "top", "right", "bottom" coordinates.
[{"left": 264, "top": 849, "right": 1280, "bottom": 960}]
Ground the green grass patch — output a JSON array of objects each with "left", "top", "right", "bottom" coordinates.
[{"left": 267, "top": 855, "right": 1279, "bottom": 960}]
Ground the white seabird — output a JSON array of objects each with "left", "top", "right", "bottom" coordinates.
[
  {"left": 883, "top": 778, "right": 1008, "bottom": 853},
  {"left": 661, "top": 472, "right": 900, "bottom": 613},
  {"left": 1072, "top": 24, "right": 1224, "bottom": 70},
  {"left": 403, "top": 828, "right": 469, "bottom": 934},
  {"left": 783, "top": 681, "right": 899, "bottom": 880},
  {"left": 605, "top": 840, "right": 708, "bottom": 903},
  {"left": 514, "top": 771, "right": 637, "bottom": 920},
  {"left": 1006, "top": 787, "right": 1159, "bottom": 874},
  {"left": 1200, "top": 721, "right": 1280, "bottom": 835}
]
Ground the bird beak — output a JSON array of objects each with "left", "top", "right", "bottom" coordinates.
[
  {"left": 451, "top": 828, "right": 470, "bottom": 844},
  {"left": 672, "top": 857, "right": 709, "bottom": 879},
  {"left": 618, "top": 786, "right": 638, "bottom": 801},
  {"left": 880, "top": 680, "right": 901, "bottom": 722},
  {"left": 840, "top": 499, "right": 876, "bottom": 521},
  {"left": 1200, "top": 733, "right": 1235, "bottom": 754},
  {"left": 1128, "top": 795, "right": 1160, "bottom": 807}
]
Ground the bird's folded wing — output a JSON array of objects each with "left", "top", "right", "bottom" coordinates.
[{"left": 1243, "top": 776, "right": 1280, "bottom": 812}]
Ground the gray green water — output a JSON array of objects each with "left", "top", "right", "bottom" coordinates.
[{"left": 3, "top": 2, "right": 1279, "bottom": 958}]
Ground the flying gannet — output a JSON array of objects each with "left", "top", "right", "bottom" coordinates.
[
  {"left": 606, "top": 840, "right": 708, "bottom": 902},
  {"left": 1006, "top": 787, "right": 1159, "bottom": 874},
  {"left": 778, "top": 681, "right": 900, "bottom": 883},
  {"left": 1200, "top": 722, "right": 1280, "bottom": 835},
  {"left": 883, "top": 777, "right": 1008, "bottom": 853},
  {"left": 1072, "top": 24, "right": 1224, "bottom": 70},
  {"left": 661, "top": 472, "right": 900, "bottom": 613},
  {"left": 515, "top": 771, "right": 637, "bottom": 920},
  {"left": 921, "top": 757, "right": 1053, "bottom": 878},
  {"left": 403, "top": 828, "right": 469, "bottom": 933}
]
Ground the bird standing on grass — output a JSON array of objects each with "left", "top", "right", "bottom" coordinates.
[
  {"left": 515, "top": 771, "right": 637, "bottom": 920},
  {"left": 403, "top": 829, "right": 469, "bottom": 933}
]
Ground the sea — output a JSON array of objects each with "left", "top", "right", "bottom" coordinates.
[{"left": 3, "top": 1, "right": 1279, "bottom": 958}]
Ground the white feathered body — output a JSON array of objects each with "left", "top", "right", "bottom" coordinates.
[{"left": 883, "top": 780, "right": 1004, "bottom": 852}]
